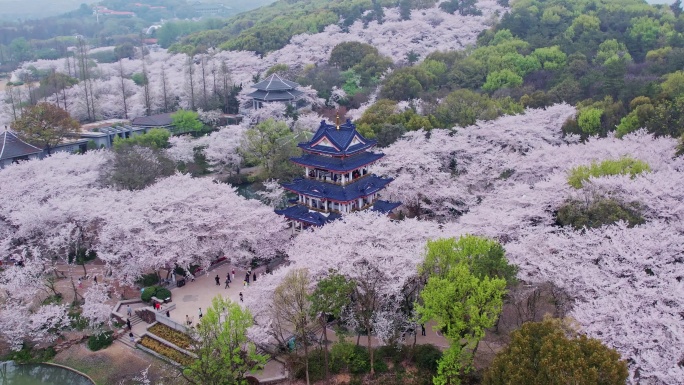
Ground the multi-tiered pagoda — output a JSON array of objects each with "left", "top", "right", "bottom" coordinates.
[{"left": 276, "top": 117, "right": 400, "bottom": 233}]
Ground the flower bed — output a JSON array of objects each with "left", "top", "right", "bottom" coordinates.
[
  {"left": 148, "top": 323, "right": 193, "bottom": 350},
  {"left": 139, "top": 336, "right": 194, "bottom": 366}
]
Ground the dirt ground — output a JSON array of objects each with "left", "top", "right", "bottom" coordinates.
[{"left": 53, "top": 342, "right": 189, "bottom": 385}]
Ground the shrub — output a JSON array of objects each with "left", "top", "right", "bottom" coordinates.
[
  {"left": 292, "top": 348, "right": 326, "bottom": 382},
  {"left": 141, "top": 286, "right": 157, "bottom": 302},
  {"left": 87, "top": 331, "right": 113, "bottom": 351},
  {"left": 156, "top": 287, "right": 172, "bottom": 301},
  {"left": 567, "top": 157, "right": 651, "bottom": 188},
  {"left": 330, "top": 341, "right": 370, "bottom": 374},
  {"left": 140, "top": 336, "right": 194, "bottom": 366},
  {"left": 136, "top": 273, "right": 160, "bottom": 287},
  {"left": 412, "top": 344, "right": 442, "bottom": 373},
  {"left": 3, "top": 345, "right": 56, "bottom": 364},
  {"left": 557, "top": 198, "right": 645, "bottom": 230},
  {"left": 148, "top": 323, "right": 193, "bottom": 349}
]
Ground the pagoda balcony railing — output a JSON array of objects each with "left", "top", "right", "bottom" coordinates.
[
  {"left": 305, "top": 172, "right": 372, "bottom": 185},
  {"left": 306, "top": 206, "right": 342, "bottom": 215}
]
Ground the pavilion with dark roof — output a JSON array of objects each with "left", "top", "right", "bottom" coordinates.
[
  {"left": 246, "top": 74, "right": 303, "bottom": 110},
  {"left": 0, "top": 131, "right": 43, "bottom": 168},
  {"left": 275, "top": 117, "right": 401, "bottom": 233},
  {"left": 130, "top": 112, "right": 174, "bottom": 130}
]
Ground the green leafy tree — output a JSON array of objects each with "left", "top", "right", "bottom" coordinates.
[
  {"left": 273, "top": 269, "right": 314, "bottom": 385},
  {"left": 172, "top": 109, "right": 204, "bottom": 134},
  {"left": 483, "top": 318, "right": 629, "bottom": 385},
  {"left": 381, "top": 71, "right": 424, "bottom": 100},
  {"left": 417, "top": 237, "right": 512, "bottom": 384},
  {"left": 417, "top": 260, "right": 506, "bottom": 384},
  {"left": 433, "top": 89, "right": 502, "bottom": 128},
  {"left": 421, "top": 236, "right": 518, "bottom": 285},
  {"left": 482, "top": 69, "right": 523, "bottom": 91},
  {"left": 329, "top": 42, "right": 379, "bottom": 71},
  {"left": 309, "top": 272, "right": 355, "bottom": 380},
  {"left": 677, "top": 133, "right": 684, "bottom": 156},
  {"left": 183, "top": 295, "right": 267, "bottom": 385},
  {"left": 240, "top": 118, "right": 294, "bottom": 176},
  {"left": 131, "top": 72, "right": 149, "bottom": 86},
  {"left": 113, "top": 128, "right": 170, "bottom": 150},
  {"left": 531, "top": 46, "right": 567, "bottom": 70},
  {"left": 577, "top": 107, "right": 603, "bottom": 136},
  {"left": 557, "top": 198, "right": 644, "bottom": 230},
  {"left": 661, "top": 71, "right": 684, "bottom": 99},
  {"left": 10, "top": 102, "right": 80, "bottom": 154}
]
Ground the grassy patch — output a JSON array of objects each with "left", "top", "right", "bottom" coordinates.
[{"left": 567, "top": 157, "right": 650, "bottom": 188}]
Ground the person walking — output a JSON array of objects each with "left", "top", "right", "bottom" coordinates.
[
  {"left": 198, "top": 308, "right": 203, "bottom": 319},
  {"left": 421, "top": 324, "right": 426, "bottom": 336},
  {"left": 245, "top": 273, "right": 250, "bottom": 284},
  {"left": 129, "top": 332, "right": 134, "bottom": 343},
  {"left": 94, "top": 276, "right": 98, "bottom": 284},
  {"left": 215, "top": 275, "right": 220, "bottom": 286},
  {"left": 186, "top": 315, "right": 191, "bottom": 326},
  {"left": 224, "top": 278, "right": 230, "bottom": 289},
  {"left": 127, "top": 318, "right": 132, "bottom": 330},
  {"left": 239, "top": 292, "right": 243, "bottom": 302},
  {"left": 253, "top": 272, "right": 257, "bottom": 282},
  {"left": 126, "top": 305, "right": 132, "bottom": 317},
  {"left": 231, "top": 269, "right": 235, "bottom": 281}
]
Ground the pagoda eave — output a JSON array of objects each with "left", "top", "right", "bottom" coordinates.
[
  {"left": 291, "top": 152, "right": 384, "bottom": 172},
  {"left": 281, "top": 175, "right": 393, "bottom": 203}
]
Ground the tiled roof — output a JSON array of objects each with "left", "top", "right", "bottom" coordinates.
[
  {"left": 246, "top": 89, "right": 304, "bottom": 101},
  {"left": 251, "top": 74, "right": 300, "bottom": 91},
  {"left": 291, "top": 152, "right": 384, "bottom": 172},
  {"left": 371, "top": 200, "right": 401, "bottom": 214},
  {"left": 299, "top": 119, "right": 376, "bottom": 156},
  {"left": 131, "top": 112, "right": 174, "bottom": 127},
  {"left": 0, "top": 131, "right": 43, "bottom": 161},
  {"left": 275, "top": 205, "right": 342, "bottom": 226},
  {"left": 281, "top": 175, "right": 393, "bottom": 202}
]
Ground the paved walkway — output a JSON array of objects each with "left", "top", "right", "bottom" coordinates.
[{"left": 165, "top": 264, "right": 265, "bottom": 327}]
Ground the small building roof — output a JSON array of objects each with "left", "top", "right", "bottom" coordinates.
[
  {"left": 246, "top": 89, "right": 303, "bottom": 101},
  {"left": 371, "top": 200, "right": 401, "bottom": 214},
  {"left": 281, "top": 175, "right": 393, "bottom": 203},
  {"left": 131, "top": 112, "right": 174, "bottom": 127},
  {"left": 251, "top": 74, "right": 300, "bottom": 91},
  {"left": 275, "top": 205, "right": 342, "bottom": 226},
  {"left": 0, "top": 131, "right": 43, "bottom": 161},
  {"left": 299, "top": 119, "right": 376, "bottom": 157},
  {"left": 291, "top": 152, "right": 384, "bottom": 172}
]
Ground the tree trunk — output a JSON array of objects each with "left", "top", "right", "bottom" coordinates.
[
  {"left": 118, "top": 59, "right": 128, "bottom": 119},
  {"left": 188, "top": 56, "right": 196, "bottom": 111},
  {"left": 200, "top": 55, "right": 208, "bottom": 110},
  {"left": 320, "top": 316, "right": 330, "bottom": 381},
  {"left": 303, "top": 331, "right": 310, "bottom": 385},
  {"left": 367, "top": 325, "right": 374, "bottom": 376},
  {"left": 161, "top": 65, "right": 169, "bottom": 112}
]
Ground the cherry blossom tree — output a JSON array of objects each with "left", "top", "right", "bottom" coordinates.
[{"left": 96, "top": 174, "right": 287, "bottom": 285}]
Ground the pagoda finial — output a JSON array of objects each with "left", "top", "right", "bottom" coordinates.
[{"left": 335, "top": 111, "right": 340, "bottom": 130}]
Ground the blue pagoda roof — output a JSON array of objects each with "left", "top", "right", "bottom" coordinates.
[
  {"left": 291, "top": 152, "right": 384, "bottom": 172},
  {"left": 299, "top": 119, "right": 376, "bottom": 156},
  {"left": 281, "top": 175, "right": 393, "bottom": 202},
  {"left": 371, "top": 200, "right": 401, "bottom": 214},
  {"left": 275, "top": 205, "right": 342, "bottom": 226}
]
